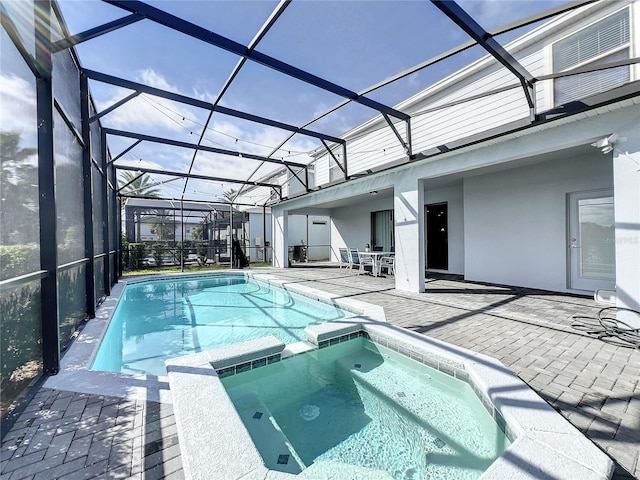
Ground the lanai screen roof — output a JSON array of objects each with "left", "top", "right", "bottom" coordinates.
[{"left": 26, "top": 0, "right": 637, "bottom": 206}]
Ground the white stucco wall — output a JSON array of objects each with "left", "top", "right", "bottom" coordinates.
[
  {"left": 394, "top": 177, "right": 425, "bottom": 292},
  {"left": 612, "top": 121, "right": 640, "bottom": 327},
  {"left": 424, "top": 185, "right": 464, "bottom": 275},
  {"left": 330, "top": 196, "right": 394, "bottom": 260},
  {"left": 248, "top": 213, "right": 272, "bottom": 263},
  {"left": 464, "top": 152, "right": 614, "bottom": 291},
  {"left": 271, "top": 208, "right": 288, "bottom": 268},
  {"left": 288, "top": 214, "right": 331, "bottom": 261}
]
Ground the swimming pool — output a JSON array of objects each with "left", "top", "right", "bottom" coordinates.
[
  {"left": 91, "top": 274, "right": 355, "bottom": 376},
  {"left": 221, "top": 337, "right": 509, "bottom": 479}
]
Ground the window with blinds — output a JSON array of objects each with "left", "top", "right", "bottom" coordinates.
[{"left": 552, "top": 8, "right": 630, "bottom": 105}]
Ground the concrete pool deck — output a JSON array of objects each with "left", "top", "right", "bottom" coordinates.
[{"left": 1, "top": 267, "right": 638, "bottom": 479}]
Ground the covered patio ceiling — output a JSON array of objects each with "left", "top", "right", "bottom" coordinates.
[{"left": 21, "top": 0, "right": 637, "bottom": 207}]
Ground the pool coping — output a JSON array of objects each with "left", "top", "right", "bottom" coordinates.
[
  {"left": 42, "top": 270, "right": 385, "bottom": 403},
  {"left": 167, "top": 321, "right": 615, "bottom": 480}
]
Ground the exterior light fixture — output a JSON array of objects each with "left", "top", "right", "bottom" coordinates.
[
  {"left": 370, "top": 191, "right": 378, "bottom": 196},
  {"left": 591, "top": 134, "right": 626, "bottom": 154}
]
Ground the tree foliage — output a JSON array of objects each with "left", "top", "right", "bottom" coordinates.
[
  {"left": 118, "top": 171, "right": 161, "bottom": 198},
  {"left": 148, "top": 209, "right": 174, "bottom": 241},
  {"left": 0, "top": 132, "right": 39, "bottom": 247},
  {"left": 119, "top": 172, "right": 161, "bottom": 241},
  {"left": 191, "top": 223, "right": 204, "bottom": 240},
  {"left": 218, "top": 188, "right": 237, "bottom": 204}
]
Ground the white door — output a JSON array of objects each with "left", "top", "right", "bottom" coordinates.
[{"left": 568, "top": 190, "right": 615, "bottom": 292}]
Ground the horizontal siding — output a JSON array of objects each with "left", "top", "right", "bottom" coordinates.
[
  {"left": 316, "top": 154, "right": 330, "bottom": 186},
  {"left": 411, "top": 90, "right": 530, "bottom": 153},
  {"left": 236, "top": 184, "right": 274, "bottom": 206},
  {"left": 345, "top": 121, "right": 406, "bottom": 175},
  {"left": 313, "top": 49, "right": 549, "bottom": 186},
  {"left": 313, "top": 3, "right": 633, "bottom": 187}
]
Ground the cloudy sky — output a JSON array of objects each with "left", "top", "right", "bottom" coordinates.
[{"left": 4, "top": 0, "right": 567, "bottom": 203}]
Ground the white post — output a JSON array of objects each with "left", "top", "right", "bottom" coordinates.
[
  {"left": 393, "top": 175, "right": 425, "bottom": 292},
  {"left": 272, "top": 207, "right": 289, "bottom": 268},
  {"left": 613, "top": 124, "right": 640, "bottom": 328}
]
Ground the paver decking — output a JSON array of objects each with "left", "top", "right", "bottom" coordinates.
[{"left": 2, "top": 267, "right": 638, "bottom": 479}]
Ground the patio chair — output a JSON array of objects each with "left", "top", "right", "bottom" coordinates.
[
  {"left": 338, "top": 248, "right": 350, "bottom": 269},
  {"left": 379, "top": 256, "right": 395, "bottom": 276},
  {"left": 356, "top": 250, "right": 374, "bottom": 276},
  {"left": 347, "top": 248, "right": 360, "bottom": 274},
  {"left": 347, "top": 248, "right": 359, "bottom": 274}
]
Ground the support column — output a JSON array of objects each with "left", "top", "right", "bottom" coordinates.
[
  {"left": 613, "top": 125, "right": 640, "bottom": 328},
  {"left": 117, "top": 197, "right": 123, "bottom": 277},
  {"left": 109, "top": 163, "right": 118, "bottom": 285},
  {"left": 272, "top": 207, "right": 289, "bottom": 268},
  {"left": 35, "top": 0, "right": 60, "bottom": 374},
  {"left": 101, "top": 131, "right": 110, "bottom": 295},
  {"left": 393, "top": 175, "right": 425, "bottom": 293},
  {"left": 80, "top": 74, "right": 95, "bottom": 317}
]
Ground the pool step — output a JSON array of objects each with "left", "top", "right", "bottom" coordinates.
[{"left": 234, "top": 394, "right": 306, "bottom": 474}]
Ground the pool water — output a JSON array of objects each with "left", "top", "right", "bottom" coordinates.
[
  {"left": 91, "top": 275, "right": 354, "bottom": 376},
  {"left": 222, "top": 338, "right": 509, "bottom": 479}
]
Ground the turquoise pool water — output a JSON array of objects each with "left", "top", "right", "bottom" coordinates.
[
  {"left": 222, "top": 338, "right": 509, "bottom": 479},
  {"left": 91, "top": 275, "right": 354, "bottom": 376}
]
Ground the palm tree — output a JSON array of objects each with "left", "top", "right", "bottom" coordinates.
[
  {"left": 118, "top": 172, "right": 161, "bottom": 242},
  {"left": 217, "top": 188, "right": 237, "bottom": 204},
  {"left": 149, "top": 209, "right": 173, "bottom": 242},
  {"left": 118, "top": 171, "right": 161, "bottom": 198}
]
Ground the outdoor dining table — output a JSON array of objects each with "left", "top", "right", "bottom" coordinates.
[{"left": 358, "top": 251, "right": 393, "bottom": 277}]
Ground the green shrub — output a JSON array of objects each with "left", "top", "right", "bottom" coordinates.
[
  {"left": 0, "top": 243, "right": 40, "bottom": 281},
  {"left": 196, "top": 242, "right": 208, "bottom": 266},
  {"left": 129, "top": 243, "right": 146, "bottom": 269},
  {"left": 152, "top": 243, "right": 166, "bottom": 267},
  {"left": 121, "top": 234, "right": 130, "bottom": 267}
]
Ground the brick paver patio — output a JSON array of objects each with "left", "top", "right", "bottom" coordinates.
[{"left": 1, "top": 267, "right": 638, "bottom": 479}]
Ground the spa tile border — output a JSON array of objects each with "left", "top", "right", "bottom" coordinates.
[{"left": 216, "top": 354, "right": 282, "bottom": 378}]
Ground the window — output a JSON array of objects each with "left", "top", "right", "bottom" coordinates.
[{"left": 552, "top": 8, "right": 630, "bottom": 105}]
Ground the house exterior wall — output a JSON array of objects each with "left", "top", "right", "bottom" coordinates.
[
  {"left": 270, "top": 0, "right": 639, "bottom": 318},
  {"left": 424, "top": 185, "right": 464, "bottom": 275},
  {"left": 330, "top": 196, "right": 394, "bottom": 260},
  {"left": 311, "top": 1, "right": 635, "bottom": 186},
  {"left": 463, "top": 152, "right": 613, "bottom": 291},
  {"left": 612, "top": 122, "right": 640, "bottom": 323},
  {"left": 247, "top": 212, "right": 272, "bottom": 263},
  {"left": 138, "top": 221, "right": 201, "bottom": 242},
  {"left": 287, "top": 215, "right": 330, "bottom": 261}
]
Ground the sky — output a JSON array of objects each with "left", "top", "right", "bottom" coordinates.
[{"left": 5, "top": 0, "right": 569, "bottom": 204}]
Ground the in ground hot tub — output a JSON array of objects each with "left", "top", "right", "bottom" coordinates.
[
  {"left": 220, "top": 335, "right": 509, "bottom": 479},
  {"left": 167, "top": 320, "right": 614, "bottom": 480}
]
